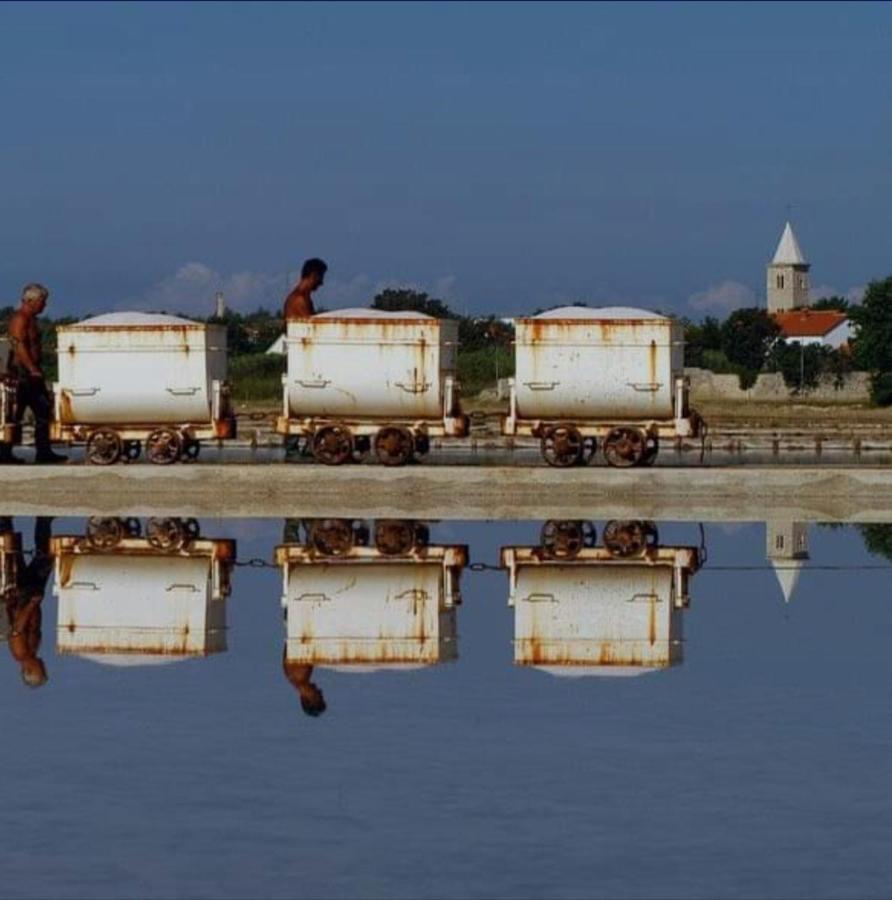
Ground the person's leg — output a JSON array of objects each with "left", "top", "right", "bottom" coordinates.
[{"left": 23, "top": 380, "right": 64, "bottom": 463}]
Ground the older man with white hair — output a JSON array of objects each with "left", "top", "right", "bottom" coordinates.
[{"left": 1, "top": 283, "right": 66, "bottom": 464}]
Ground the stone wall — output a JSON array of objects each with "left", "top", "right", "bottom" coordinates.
[{"left": 685, "top": 367, "right": 871, "bottom": 403}]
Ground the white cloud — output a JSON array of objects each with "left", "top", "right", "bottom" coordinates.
[
  {"left": 125, "top": 263, "right": 460, "bottom": 316},
  {"left": 688, "top": 280, "right": 756, "bottom": 314},
  {"left": 808, "top": 283, "right": 866, "bottom": 305},
  {"left": 122, "top": 262, "right": 289, "bottom": 315}
]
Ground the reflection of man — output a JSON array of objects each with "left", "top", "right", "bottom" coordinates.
[
  {"left": 282, "top": 648, "right": 326, "bottom": 717},
  {"left": 4, "top": 517, "right": 53, "bottom": 688},
  {"left": 283, "top": 258, "right": 327, "bottom": 320},
  {"left": 5, "top": 283, "right": 67, "bottom": 464}
]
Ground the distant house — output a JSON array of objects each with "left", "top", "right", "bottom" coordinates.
[
  {"left": 266, "top": 334, "right": 286, "bottom": 355},
  {"left": 773, "top": 309, "right": 852, "bottom": 349}
]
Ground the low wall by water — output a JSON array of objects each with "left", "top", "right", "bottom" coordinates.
[{"left": 686, "top": 368, "right": 871, "bottom": 404}]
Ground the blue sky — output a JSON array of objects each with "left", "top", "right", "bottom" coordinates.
[{"left": 1, "top": 1, "right": 889, "bottom": 319}]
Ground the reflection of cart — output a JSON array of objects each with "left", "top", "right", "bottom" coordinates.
[
  {"left": 275, "top": 312, "right": 468, "bottom": 466},
  {"left": 50, "top": 314, "right": 236, "bottom": 465},
  {"left": 1, "top": 529, "right": 22, "bottom": 640},
  {"left": 51, "top": 518, "right": 235, "bottom": 661},
  {"left": 276, "top": 519, "right": 467, "bottom": 667},
  {"left": 502, "top": 308, "right": 704, "bottom": 467},
  {"left": 501, "top": 520, "right": 702, "bottom": 675}
]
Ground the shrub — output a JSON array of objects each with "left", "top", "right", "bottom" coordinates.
[
  {"left": 457, "top": 346, "right": 514, "bottom": 398},
  {"left": 228, "top": 353, "right": 285, "bottom": 402}
]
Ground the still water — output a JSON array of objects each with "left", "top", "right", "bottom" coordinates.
[{"left": 2, "top": 513, "right": 892, "bottom": 899}]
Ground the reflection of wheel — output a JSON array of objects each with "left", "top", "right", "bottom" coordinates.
[
  {"left": 86, "top": 517, "right": 125, "bottom": 549},
  {"left": 308, "top": 519, "right": 355, "bottom": 556},
  {"left": 146, "top": 517, "right": 187, "bottom": 551},
  {"left": 374, "top": 426, "right": 415, "bottom": 467},
  {"left": 86, "top": 429, "right": 123, "bottom": 466},
  {"left": 603, "top": 520, "right": 659, "bottom": 558},
  {"left": 374, "top": 520, "right": 418, "bottom": 556},
  {"left": 540, "top": 520, "right": 596, "bottom": 559},
  {"left": 312, "top": 426, "right": 353, "bottom": 466},
  {"left": 603, "top": 427, "right": 647, "bottom": 468},
  {"left": 541, "top": 425, "right": 584, "bottom": 467},
  {"left": 146, "top": 429, "right": 183, "bottom": 465},
  {"left": 123, "top": 440, "right": 142, "bottom": 462}
]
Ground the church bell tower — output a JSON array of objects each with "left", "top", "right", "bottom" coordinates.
[{"left": 767, "top": 221, "right": 810, "bottom": 313}]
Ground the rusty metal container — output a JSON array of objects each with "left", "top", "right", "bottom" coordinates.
[
  {"left": 52, "top": 529, "right": 234, "bottom": 662},
  {"left": 53, "top": 313, "right": 229, "bottom": 427},
  {"left": 501, "top": 540, "right": 700, "bottom": 676},
  {"left": 0, "top": 336, "right": 18, "bottom": 444},
  {"left": 276, "top": 540, "right": 466, "bottom": 669},
  {"left": 512, "top": 307, "right": 684, "bottom": 420},
  {"left": 282, "top": 309, "right": 461, "bottom": 423}
]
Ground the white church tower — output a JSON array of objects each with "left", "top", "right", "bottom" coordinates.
[
  {"left": 766, "top": 519, "right": 810, "bottom": 604},
  {"left": 767, "top": 221, "right": 810, "bottom": 313}
]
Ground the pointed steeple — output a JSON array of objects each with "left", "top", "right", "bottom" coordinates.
[
  {"left": 772, "top": 221, "right": 807, "bottom": 265},
  {"left": 770, "top": 559, "right": 805, "bottom": 604}
]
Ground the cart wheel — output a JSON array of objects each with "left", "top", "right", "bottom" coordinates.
[
  {"left": 86, "top": 429, "right": 123, "bottom": 466},
  {"left": 311, "top": 425, "right": 354, "bottom": 466},
  {"left": 540, "top": 520, "right": 596, "bottom": 559},
  {"left": 374, "top": 520, "right": 417, "bottom": 556},
  {"left": 86, "top": 517, "right": 125, "bottom": 550},
  {"left": 603, "top": 426, "right": 647, "bottom": 468},
  {"left": 146, "top": 429, "right": 183, "bottom": 465},
  {"left": 182, "top": 439, "right": 201, "bottom": 462},
  {"left": 123, "top": 440, "right": 142, "bottom": 462},
  {"left": 308, "top": 519, "right": 355, "bottom": 556},
  {"left": 603, "top": 520, "right": 659, "bottom": 558},
  {"left": 146, "top": 517, "right": 187, "bottom": 551},
  {"left": 374, "top": 426, "right": 415, "bottom": 467},
  {"left": 540, "top": 425, "right": 584, "bottom": 468}
]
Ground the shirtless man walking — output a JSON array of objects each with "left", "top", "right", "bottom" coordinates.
[
  {"left": 283, "top": 258, "right": 327, "bottom": 320},
  {"left": 3, "top": 284, "right": 66, "bottom": 464}
]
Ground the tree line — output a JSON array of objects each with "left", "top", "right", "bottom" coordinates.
[{"left": 3, "top": 275, "right": 892, "bottom": 404}]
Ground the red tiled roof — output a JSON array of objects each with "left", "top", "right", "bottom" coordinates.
[{"left": 773, "top": 310, "right": 847, "bottom": 337}]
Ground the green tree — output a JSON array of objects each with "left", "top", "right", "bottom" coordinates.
[
  {"left": 719, "top": 308, "right": 781, "bottom": 388},
  {"left": 856, "top": 524, "right": 892, "bottom": 561},
  {"left": 372, "top": 288, "right": 455, "bottom": 319},
  {"left": 770, "top": 342, "right": 834, "bottom": 392},
  {"left": 849, "top": 277, "right": 892, "bottom": 370},
  {"left": 683, "top": 316, "right": 722, "bottom": 367},
  {"left": 810, "top": 296, "right": 850, "bottom": 312}
]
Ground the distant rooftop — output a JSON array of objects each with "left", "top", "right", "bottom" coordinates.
[{"left": 774, "top": 309, "right": 847, "bottom": 337}]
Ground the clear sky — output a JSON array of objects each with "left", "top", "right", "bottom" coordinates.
[{"left": 1, "top": 1, "right": 889, "bottom": 319}]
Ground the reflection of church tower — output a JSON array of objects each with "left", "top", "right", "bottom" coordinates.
[
  {"left": 767, "top": 221, "right": 810, "bottom": 313},
  {"left": 766, "top": 519, "right": 809, "bottom": 603}
]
